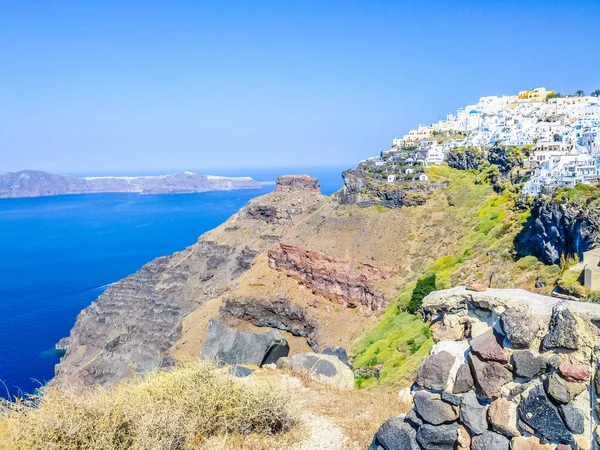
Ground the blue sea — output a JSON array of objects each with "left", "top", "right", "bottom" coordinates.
[{"left": 0, "top": 167, "right": 345, "bottom": 398}]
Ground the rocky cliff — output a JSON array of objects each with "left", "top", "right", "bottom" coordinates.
[
  {"left": 370, "top": 286, "right": 600, "bottom": 450},
  {"left": 515, "top": 197, "right": 600, "bottom": 265},
  {"left": 53, "top": 175, "right": 326, "bottom": 387},
  {"left": 0, "top": 170, "right": 265, "bottom": 198}
]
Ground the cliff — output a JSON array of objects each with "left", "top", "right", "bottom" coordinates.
[
  {"left": 515, "top": 197, "right": 600, "bottom": 265},
  {"left": 0, "top": 170, "right": 265, "bottom": 198}
]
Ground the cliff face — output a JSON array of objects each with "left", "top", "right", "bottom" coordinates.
[
  {"left": 268, "top": 243, "right": 392, "bottom": 311},
  {"left": 335, "top": 169, "right": 442, "bottom": 208},
  {"left": 515, "top": 198, "right": 600, "bottom": 265},
  {"left": 0, "top": 170, "right": 264, "bottom": 198},
  {"left": 54, "top": 175, "right": 326, "bottom": 387}
]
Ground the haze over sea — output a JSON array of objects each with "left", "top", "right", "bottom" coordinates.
[{"left": 0, "top": 167, "right": 344, "bottom": 398}]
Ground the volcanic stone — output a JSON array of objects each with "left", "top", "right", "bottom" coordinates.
[
  {"left": 545, "top": 372, "right": 587, "bottom": 404},
  {"left": 453, "top": 363, "right": 475, "bottom": 394},
  {"left": 541, "top": 303, "right": 580, "bottom": 351},
  {"left": 559, "top": 402, "right": 585, "bottom": 434},
  {"left": 416, "top": 423, "right": 459, "bottom": 450},
  {"left": 460, "top": 390, "right": 489, "bottom": 435},
  {"left": 469, "top": 353, "right": 513, "bottom": 399},
  {"left": 518, "top": 384, "right": 573, "bottom": 443},
  {"left": 404, "top": 409, "right": 423, "bottom": 429},
  {"left": 500, "top": 307, "right": 536, "bottom": 349},
  {"left": 414, "top": 350, "right": 455, "bottom": 390},
  {"left": 441, "top": 391, "right": 461, "bottom": 405},
  {"left": 470, "top": 329, "right": 508, "bottom": 363},
  {"left": 471, "top": 431, "right": 510, "bottom": 450},
  {"left": 413, "top": 390, "right": 459, "bottom": 425},
  {"left": 558, "top": 362, "right": 591, "bottom": 382},
  {"left": 488, "top": 397, "right": 519, "bottom": 437},
  {"left": 511, "top": 351, "right": 547, "bottom": 379},
  {"left": 368, "top": 415, "right": 419, "bottom": 450}
]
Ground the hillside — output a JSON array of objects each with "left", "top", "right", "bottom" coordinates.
[{"left": 0, "top": 170, "right": 265, "bottom": 198}]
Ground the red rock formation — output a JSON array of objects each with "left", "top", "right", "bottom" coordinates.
[
  {"left": 267, "top": 243, "right": 392, "bottom": 311},
  {"left": 275, "top": 175, "right": 320, "bottom": 192}
]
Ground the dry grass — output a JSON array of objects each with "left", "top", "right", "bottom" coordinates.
[{"left": 0, "top": 361, "right": 297, "bottom": 450}]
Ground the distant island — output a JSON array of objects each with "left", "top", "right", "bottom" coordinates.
[{"left": 0, "top": 170, "right": 270, "bottom": 198}]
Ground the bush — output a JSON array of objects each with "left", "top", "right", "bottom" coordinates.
[
  {"left": 407, "top": 273, "right": 437, "bottom": 314},
  {"left": 0, "top": 361, "right": 296, "bottom": 449}
]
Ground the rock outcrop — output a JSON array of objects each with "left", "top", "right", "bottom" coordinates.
[
  {"left": 335, "top": 169, "right": 443, "bottom": 208},
  {"left": 0, "top": 170, "right": 265, "bottom": 198},
  {"left": 277, "top": 352, "right": 355, "bottom": 390},
  {"left": 267, "top": 243, "right": 392, "bottom": 310},
  {"left": 370, "top": 286, "right": 600, "bottom": 449},
  {"left": 515, "top": 197, "right": 600, "bottom": 265}
]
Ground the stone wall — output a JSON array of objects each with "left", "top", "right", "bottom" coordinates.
[{"left": 370, "top": 286, "right": 600, "bottom": 450}]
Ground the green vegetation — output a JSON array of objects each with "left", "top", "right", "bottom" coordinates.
[
  {"left": 592, "top": 89, "right": 600, "bottom": 98},
  {"left": 546, "top": 92, "right": 565, "bottom": 100},
  {"left": 0, "top": 361, "right": 295, "bottom": 449},
  {"left": 553, "top": 183, "right": 600, "bottom": 207},
  {"left": 407, "top": 273, "right": 437, "bottom": 314}
]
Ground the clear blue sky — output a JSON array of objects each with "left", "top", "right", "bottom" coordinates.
[{"left": 1, "top": 0, "right": 599, "bottom": 175}]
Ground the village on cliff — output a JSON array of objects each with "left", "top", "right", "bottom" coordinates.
[{"left": 362, "top": 88, "right": 600, "bottom": 197}]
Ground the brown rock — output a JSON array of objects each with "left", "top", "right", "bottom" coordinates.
[
  {"left": 275, "top": 174, "right": 319, "bottom": 192},
  {"left": 469, "top": 329, "right": 508, "bottom": 363},
  {"left": 469, "top": 352, "right": 513, "bottom": 398},
  {"left": 558, "top": 362, "right": 591, "bottom": 382},
  {"left": 431, "top": 321, "right": 466, "bottom": 342},
  {"left": 545, "top": 372, "right": 587, "bottom": 404},
  {"left": 488, "top": 398, "right": 519, "bottom": 437},
  {"left": 557, "top": 445, "right": 572, "bottom": 450},
  {"left": 510, "top": 436, "right": 552, "bottom": 450},
  {"left": 574, "top": 435, "right": 591, "bottom": 450},
  {"left": 414, "top": 351, "right": 455, "bottom": 390},
  {"left": 457, "top": 424, "right": 471, "bottom": 449},
  {"left": 467, "top": 283, "right": 487, "bottom": 292}
]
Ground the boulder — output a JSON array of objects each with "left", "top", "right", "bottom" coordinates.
[
  {"left": 288, "top": 353, "right": 354, "bottom": 390},
  {"left": 471, "top": 431, "right": 510, "bottom": 450},
  {"left": 500, "top": 307, "right": 536, "bottom": 349},
  {"left": 404, "top": 409, "right": 423, "bottom": 429},
  {"left": 510, "top": 436, "right": 552, "bottom": 450},
  {"left": 488, "top": 397, "right": 519, "bottom": 437},
  {"left": 321, "top": 347, "right": 353, "bottom": 369},
  {"left": 413, "top": 390, "right": 459, "bottom": 425},
  {"left": 558, "top": 362, "right": 591, "bottom": 382},
  {"left": 469, "top": 330, "right": 508, "bottom": 363},
  {"left": 416, "top": 423, "right": 459, "bottom": 450},
  {"left": 518, "top": 384, "right": 572, "bottom": 443},
  {"left": 460, "top": 390, "right": 489, "bottom": 435},
  {"left": 200, "top": 319, "right": 289, "bottom": 367},
  {"left": 559, "top": 402, "right": 585, "bottom": 434},
  {"left": 414, "top": 350, "right": 455, "bottom": 390},
  {"left": 431, "top": 321, "right": 466, "bottom": 342},
  {"left": 545, "top": 372, "right": 587, "bottom": 404},
  {"left": 453, "top": 363, "right": 475, "bottom": 394},
  {"left": 541, "top": 303, "right": 580, "bottom": 351},
  {"left": 368, "top": 415, "right": 419, "bottom": 450},
  {"left": 468, "top": 353, "right": 513, "bottom": 398},
  {"left": 511, "top": 351, "right": 547, "bottom": 379}
]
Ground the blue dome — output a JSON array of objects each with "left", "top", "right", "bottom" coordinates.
[{"left": 469, "top": 109, "right": 479, "bottom": 114}]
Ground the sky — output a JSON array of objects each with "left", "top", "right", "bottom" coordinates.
[{"left": 1, "top": 0, "right": 599, "bottom": 175}]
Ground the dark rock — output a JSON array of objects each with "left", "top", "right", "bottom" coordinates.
[
  {"left": 460, "top": 390, "right": 489, "bottom": 435},
  {"left": 535, "top": 278, "right": 546, "bottom": 289},
  {"left": 596, "top": 366, "right": 600, "bottom": 394},
  {"left": 200, "top": 318, "right": 289, "bottom": 367},
  {"left": 441, "top": 391, "right": 461, "bottom": 406},
  {"left": 468, "top": 353, "right": 513, "bottom": 399},
  {"left": 228, "top": 365, "right": 255, "bottom": 378},
  {"left": 471, "top": 431, "right": 509, "bottom": 450},
  {"left": 453, "top": 363, "right": 475, "bottom": 394},
  {"left": 321, "top": 347, "right": 353, "bottom": 369},
  {"left": 511, "top": 351, "right": 547, "bottom": 379},
  {"left": 404, "top": 409, "right": 423, "bottom": 429},
  {"left": 413, "top": 390, "right": 459, "bottom": 425},
  {"left": 469, "top": 329, "right": 508, "bottom": 363},
  {"left": 500, "top": 307, "right": 536, "bottom": 349},
  {"left": 158, "top": 355, "right": 175, "bottom": 369},
  {"left": 518, "top": 384, "right": 573, "bottom": 443},
  {"left": 416, "top": 423, "right": 459, "bottom": 450},
  {"left": 368, "top": 415, "right": 419, "bottom": 450},
  {"left": 559, "top": 402, "right": 585, "bottom": 434},
  {"left": 541, "top": 303, "right": 580, "bottom": 351},
  {"left": 414, "top": 350, "right": 455, "bottom": 390}
]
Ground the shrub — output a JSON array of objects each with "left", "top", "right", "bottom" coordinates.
[
  {"left": 0, "top": 361, "right": 296, "bottom": 449},
  {"left": 407, "top": 273, "right": 437, "bottom": 314}
]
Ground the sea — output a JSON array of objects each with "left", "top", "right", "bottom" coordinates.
[{"left": 0, "top": 167, "right": 346, "bottom": 398}]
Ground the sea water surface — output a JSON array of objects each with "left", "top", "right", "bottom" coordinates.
[{"left": 0, "top": 167, "right": 344, "bottom": 398}]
